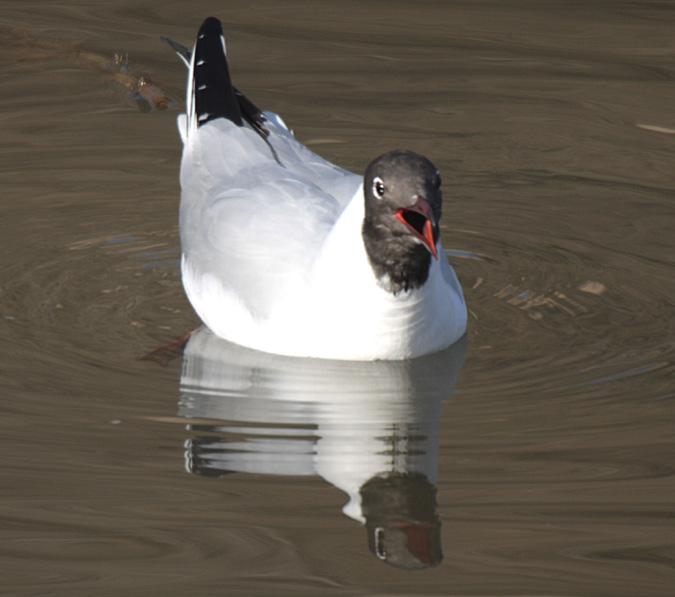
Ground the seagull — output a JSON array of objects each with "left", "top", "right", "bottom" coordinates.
[{"left": 167, "top": 17, "right": 467, "bottom": 360}]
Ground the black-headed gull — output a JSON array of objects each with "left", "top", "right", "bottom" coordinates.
[{"left": 171, "top": 17, "right": 467, "bottom": 360}]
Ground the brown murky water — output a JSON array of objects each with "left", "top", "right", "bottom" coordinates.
[{"left": 1, "top": 1, "right": 673, "bottom": 595}]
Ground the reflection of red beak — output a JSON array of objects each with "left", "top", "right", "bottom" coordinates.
[
  {"left": 394, "top": 197, "right": 438, "bottom": 259},
  {"left": 395, "top": 523, "right": 441, "bottom": 567}
]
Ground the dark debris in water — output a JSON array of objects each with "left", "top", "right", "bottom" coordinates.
[
  {"left": 138, "top": 328, "right": 196, "bottom": 366},
  {"left": 0, "top": 25, "right": 179, "bottom": 112}
]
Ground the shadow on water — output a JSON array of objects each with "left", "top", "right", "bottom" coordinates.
[{"left": 178, "top": 327, "right": 467, "bottom": 569}]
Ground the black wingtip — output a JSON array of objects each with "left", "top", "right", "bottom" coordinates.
[
  {"left": 193, "top": 17, "right": 243, "bottom": 127},
  {"left": 160, "top": 35, "right": 191, "bottom": 65}
]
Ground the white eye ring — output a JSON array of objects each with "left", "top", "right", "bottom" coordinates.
[{"left": 372, "top": 177, "right": 385, "bottom": 198}]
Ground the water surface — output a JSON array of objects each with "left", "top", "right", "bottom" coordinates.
[{"left": 1, "top": 1, "right": 673, "bottom": 595}]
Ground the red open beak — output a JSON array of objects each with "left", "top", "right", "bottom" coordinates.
[{"left": 394, "top": 197, "right": 438, "bottom": 259}]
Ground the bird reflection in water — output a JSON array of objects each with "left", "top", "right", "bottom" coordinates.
[{"left": 177, "top": 327, "right": 467, "bottom": 569}]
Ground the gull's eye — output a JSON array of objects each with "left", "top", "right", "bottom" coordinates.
[
  {"left": 372, "top": 177, "right": 385, "bottom": 199},
  {"left": 435, "top": 170, "right": 442, "bottom": 190}
]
